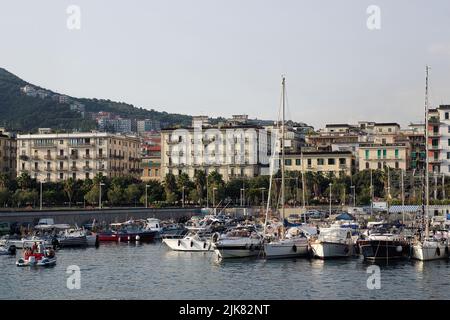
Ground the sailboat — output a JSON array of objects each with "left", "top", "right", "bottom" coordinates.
[
  {"left": 263, "top": 77, "right": 309, "bottom": 259},
  {"left": 411, "top": 66, "right": 449, "bottom": 261}
]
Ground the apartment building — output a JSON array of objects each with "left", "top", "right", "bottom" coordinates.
[
  {"left": 284, "top": 151, "right": 354, "bottom": 176},
  {"left": 0, "top": 128, "right": 17, "bottom": 179},
  {"left": 137, "top": 119, "right": 161, "bottom": 134},
  {"left": 161, "top": 116, "right": 271, "bottom": 182},
  {"left": 141, "top": 156, "right": 161, "bottom": 182},
  {"left": 428, "top": 105, "right": 450, "bottom": 175},
  {"left": 358, "top": 143, "right": 409, "bottom": 170},
  {"left": 16, "top": 132, "right": 141, "bottom": 182}
]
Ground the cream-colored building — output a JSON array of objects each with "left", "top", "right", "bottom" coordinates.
[
  {"left": 358, "top": 142, "right": 410, "bottom": 171},
  {"left": 161, "top": 116, "right": 271, "bottom": 182},
  {"left": 0, "top": 128, "right": 17, "bottom": 179},
  {"left": 284, "top": 151, "right": 354, "bottom": 176},
  {"left": 17, "top": 132, "right": 141, "bottom": 182},
  {"left": 141, "top": 156, "right": 161, "bottom": 182}
]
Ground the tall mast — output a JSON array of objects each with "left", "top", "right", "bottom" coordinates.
[
  {"left": 281, "top": 76, "right": 286, "bottom": 225},
  {"left": 424, "top": 66, "right": 430, "bottom": 236},
  {"left": 301, "top": 150, "right": 306, "bottom": 222}
]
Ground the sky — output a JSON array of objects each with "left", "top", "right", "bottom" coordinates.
[{"left": 1, "top": 0, "right": 450, "bottom": 129}]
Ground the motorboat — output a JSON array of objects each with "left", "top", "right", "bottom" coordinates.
[
  {"left": 213, "top": 226, "right": 264, "bottom": 259},
  {"left": 310, "top": 227, "right": 354, "bottom": 259},
  {"left": 16, "top": 244, "right": 56, "bottom": 267},
  {"left": 411, "top": 237, "right": 449, "bottom": 261},
  {"left": 0, "top": 244, "right": 16, "bottom": 255},
  {"left": 162, "top": 232, "right": 213, "bottom": 251},
  {"left": 0, "top": 236, "right": 52, "bottom": 250},
  {"left": 98, "top": 221, "right": 157, "bottom": 242},
  {"left": 358, "top": 224, "right": 410, "bottom": 261}
]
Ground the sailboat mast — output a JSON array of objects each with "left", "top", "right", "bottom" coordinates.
[
  {"left": 424, "top": 66, "right": 430, "bottom": 235},
  {"left": 281, "top": 76, "right": 286, "bottom": 222}
]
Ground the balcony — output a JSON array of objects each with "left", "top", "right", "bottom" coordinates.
[
  {"left": 166, "top": 139, "right": 179, "bottom": 145},
  {"left": 98, "top": 167, "right": 105, "bottom": 171},
  {"left": 70, "top": 166, "right": 78, "bottom": 171},
  {"left": 69, "top": 154, "right": 78, "bottom": 160},
  {"left": 68, "top": 142, "right": 93, "bottom": 147},
  {"left": 57, "top": 168, "right": 68, "bottom": 172},
  {"left": 33, "top": 143, "right": 56, "bottom": 148},
  {"left": 430, "top": 145, "right": 442, "bottom": 150},
  {"left": 56, "top": 155, "right": 67, "bottom": 160},
  {"left": 83, "top": 166, "right": 92, "bottom": 171},
  {"left": 31, "top": 155, "right": 40, "bottom": 160},
  {"left": 429, "top": 158, "right": 441, "bottom": 164},
  {"left": 19, "top": 155, "right": 29, "bottom": 161},
  {"left": 45, "top": 167, "right": 53, "bottom": 172},
  {"left": 428, "top": 131, "right": 440, "bottom": 138},
  {"left": 96, "top": 154, "right": 106, "bottom": 159},
  {"left": 83, "top": 154, "right": 91, "bottom": 159},
  {"left": 44, "top": 155, "right": 52, "bottom": 160}
]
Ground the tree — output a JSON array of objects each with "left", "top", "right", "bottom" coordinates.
[
  {"left": 63, "top": 178, "right": 75, "bottom": 207},
  {"left": 85, "top": 186, "right": 100, "bottom": 205},
  {"left": 0, "top": 173, "right": 10, "bottom": 189},
  {"left": 107, "top": 184, "right": 123, "bottom": 206},
  {"left": 17, "top": 172, "right": 32, "bottom": 190},
  {"left": 0, "top": 187, "right": 9, "bottom": 207},
  {"left": 193, "top": 170, "right": 206, "bottom": 205},
  {"left": 125, "top": 184, "right": 141, "bottom": 205}
]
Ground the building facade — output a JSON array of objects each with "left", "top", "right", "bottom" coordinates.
[
  {"left": 161, "top": 116, "right": 271, "bottom": 182},
  {"left": 428, "top": 105, "right": 450, "bottom": 175},
  {"left": 358, "top": 142, "right": 410, "bottom": 171},
  {"left": 16, "top": 132, "right": 141, "bottom": 182},
  {"left": 284, "top": 151, "right": 354, "bottom": 176},
  {"left": 141, "top": 156, "right": 161, "bottom": 182},
  {"left": 0, "top": 128, "right": 17, "bottom": 179}
]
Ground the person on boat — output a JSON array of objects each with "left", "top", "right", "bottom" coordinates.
[{"left": 31, "top": 242, "right": 38, "bottom": 253}]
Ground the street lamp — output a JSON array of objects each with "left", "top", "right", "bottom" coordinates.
[
  {"left": 182, "top": 186, "right": 185, "bottom": 208},
  {"left": 329, "top": 183, "right": 332, "bottom": 216},
  {"left": 99, "top": 182, "right": 105, "bottom": 209},
  {"left": 39, "top": 181, "right": 44, "bottom": 211},
  {"left": 145, "top": 184, "right": 150, "bottom": 208},
  {"left": 260, "top": 187, "right": 266, "bottom": 207},
  {"left": 350, "top": 185, "right": 356, "bottom": 207},
  {"left": 240, "top": 188, "right": 245, "bottom": 207}
]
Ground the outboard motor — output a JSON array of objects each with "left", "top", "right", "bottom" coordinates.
[{"left": 8, "top": 245, "right": 16, "bottom": 255}]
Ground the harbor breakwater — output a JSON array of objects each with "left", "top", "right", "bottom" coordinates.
[{"left": 0, "top": 207, "right": 202, "bottom": 226}]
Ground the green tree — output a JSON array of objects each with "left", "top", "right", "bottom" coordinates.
[
  {"left": 125, "top": 184, "right": 141, "bottom": 206},
  {"left": 107, "top": 184, "right": 123, "bottom": 206},
  {"left": 63, "top": 178, "right": 75, "bottom": 207}
]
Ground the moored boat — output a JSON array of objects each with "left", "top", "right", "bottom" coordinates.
[
  {"left": 310, "top": 227, "right": 354, "bottom": 259},
  {"left": 16, "top": 244, "right": 56, "bottom": 267},
  {"left": 213, "top": 226, "right": 264, "bottom": 259}
]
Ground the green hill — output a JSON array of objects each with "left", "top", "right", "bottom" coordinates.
[{"left": 0, "top": 67, "right": 192, "bottom": 132}]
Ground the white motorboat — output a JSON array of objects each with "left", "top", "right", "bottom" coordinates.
[
  {"left": 0, "top": 237, "right": 51, "bottom": 250},
  {"left": 162, "top": 232, "right": 213, "bottom": 251},
  {"left": 310, "top": 227, "right": 354, "bottom": 259},
  {"left": 0, "top": 244, "right": 17, "bottom": 255},
  {"left": 213, "top": 227, "right": 264, "bottom": 259}
]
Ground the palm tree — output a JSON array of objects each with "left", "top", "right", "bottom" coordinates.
[
  {"left": 193, "top": 170, "right": 206, "bottom": 204},
  {"left": 63, "top": 178, "right": 75, "bottom": 208}
]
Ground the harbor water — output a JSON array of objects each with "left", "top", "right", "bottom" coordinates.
[{"left": 1, "top": 242, "right": 450, "bottom": 300}]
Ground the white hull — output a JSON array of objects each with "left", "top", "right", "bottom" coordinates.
[
  {"left": 2, "top": 239, "right": 51, "bottom": 249},
  {"left": 16, "top": 256, "right": 57, "bottom": 267},
  {"left": 163, "top": 237, "right": 213, "bottom": 252},
  {"left": 411, "top": 241, "right": 449, "bottom": 261},
  {"left": 264, "top": 238, "right": 309, "bottom": 259},
  {"left": 214, "top": 248, "right": 261, "bottom": 259},
  {"left": 310, "top": 242, "right": 353, "bottom": 259},
  {"left": 214, "top": 239, "right": 263, "bottom": 259}
]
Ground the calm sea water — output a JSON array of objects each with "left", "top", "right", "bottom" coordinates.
[{"left": 1, "top": 242, "right": 449, "bottom": 300}]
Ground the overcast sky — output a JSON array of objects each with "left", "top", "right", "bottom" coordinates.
[{"left": 1, "top": 0, "right": 450, "bottom": 129}]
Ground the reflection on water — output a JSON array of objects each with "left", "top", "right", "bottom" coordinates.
[{"left": 1, "top": 242, "right": 449, "bottom": 300}]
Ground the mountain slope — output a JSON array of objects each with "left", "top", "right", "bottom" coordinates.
[{"left": 0, "top": 67, "right": 192, "bottom": 132}]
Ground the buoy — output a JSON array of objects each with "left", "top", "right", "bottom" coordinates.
[
  {"left": 178, "top": 240, "right": 181, "bottom": 246},
  {"left": 128, "top": 236, "right": 131, "bottom": 241},
  {"left": 135, "top": 235, "right": 140, "bottom": 241}
]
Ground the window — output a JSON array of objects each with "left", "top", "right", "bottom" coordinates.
[
  {"left": 295, "top": 159, "right": 301, "bottom": 166},
  {"left": 365, "top": 162, "right": 369, "bottom": 169},
  {"left": 388, "top": 128, "right": 392, "bottom": 132},
  {"left": 377, "top": 162, "right": 382, "bottom": 169},
  {"left": 446, "top": 112, "right": 449, "bottom": 120},
  {"left": 339, "top": 158, "right": 346, "bottom": 165},
  {"left": 22, "top": 163, "right": 25, "bottom": 170},
  {"left": 59, "top": 173, "right": 63, "bottom": 179},
  {"left": 447, "top": 152, "right": 450, "bottom": 160},
  {"left": 382, "top": 149, "right": 387, "bottom": 158},
  {"left": 60, "top": 161, "right": 63, "bottom": 169},
  {"left": 448, "top": 126, "right": 450, "bottom": 133},
  {"left": 377, "top": 150, "right": 381, "bottom": 159},
  {"left": 59, "top": 140, "right": 63, "bottom": 145},
  {"left": 72, "top": 173, "right": 76, "bottom": 179},
  {"left": 307, "top": 159, "right": 312, "bottom": 167},
  {"left": 285, "top": 159, "right": 292, "bottom": 166},
  {"left": 395, "top": 162, "right": 399, "bottom": 169},
  {"left": 395, "top": 149, "right": 399, "bottom": 159},
  {"left": 317, "top": 158, "right": 324, "bottom": 165},
  {"left": 365, "top": 150, "right": 369, "bottom": 160},
  {"left": 328, "top": 158, "right": 335, "bottom": 165},
  {"left": 448, "top": 139, "right": 450, "bottom": 147}
]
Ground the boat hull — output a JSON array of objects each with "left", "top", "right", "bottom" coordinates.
[
  {"left": 264, "top": 239, "right": 309, "bottom": 259},
  {"left": 411, "top": 241, "right": 449, "bottom": 261},
  {"left": 98, "top": 231, "right": 157, "bottom": 242},
  {"left": 163, "top": 238, "right": 213, "bottom": 252},
  {"left": 310, "top": 241, "right": 353, "bottom": 259},
  {"left": 358, "top": 240, "right": 409, "bottom": 261},
  {"left": 16, "top": 255, "right": 57, "bottom": 267}
]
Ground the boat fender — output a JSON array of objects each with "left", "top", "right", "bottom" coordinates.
[
  {"left": 128, "top": 236, "right": 131, "bottom": 241},
  {"left": 292, "top": 245, "right": 297, "bottom": 253},
  {"left": 203, "top": 242, "right": 207, "bottom": 249},
  {"left": 445, "top": 246, "right": 449, "bottom": 255},
  {"left": 190, "top": 241, "right": 194, "bottom": 248},
  {"left": 135, "top": 235, "right": 140, "bottom": 241},
  {"left": 396, "top": 246, "right": 402, "bottom": 253},
  {"left": 436, "top": 247, "right": 441, "bottom": 256},
  {"left": 178, "top": 240, "right": 181, "bottom": 246}
]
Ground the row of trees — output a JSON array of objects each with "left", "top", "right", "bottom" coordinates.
[{"left": 0, "top": 168, "right": 449, "bottom": 209}]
